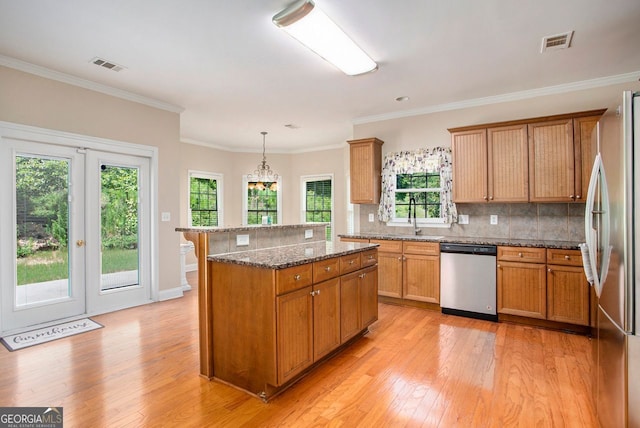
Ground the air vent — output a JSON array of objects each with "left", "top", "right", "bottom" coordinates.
[
  {"left": 540, "top": 31, "right": 574, "bottom": 53},
  {"left": 90, "top": 57, "right": 126, "bottom": 72}
]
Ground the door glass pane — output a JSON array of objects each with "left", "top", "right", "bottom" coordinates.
[
  {"left": 100, "top": 164, "right": 140, "bottom": 290},
  {"left": 15, "top": 155, "right": 71, "bottom": 306}
]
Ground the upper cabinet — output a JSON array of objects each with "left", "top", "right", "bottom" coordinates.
[
  {"left": 449, "top": 110, "right": 605, "bottom": 203},
  {"left": 348, "top": 138, "right": 383, "bottom": 204},
  {"left": 451, "top": 124, "right": 528, "bottom": 203}
]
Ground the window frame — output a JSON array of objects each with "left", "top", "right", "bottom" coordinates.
[
  {"left": 386, "top": 171, "right": 448, "bottom": 227},
  {"left": 242, "top": 175, "right": 282, "bottom": 226},
  {"left": 300, "top": 174, "right": 334, "bottom": 241},
  {"left": 188, "top": 170, "right": 223, "bottom": 228}
]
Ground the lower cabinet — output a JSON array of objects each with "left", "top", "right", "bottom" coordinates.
[
  {"left": 497, "top": 246, "right": 590, "bottom": 327},
  {"left": 340, "top": 265, "right": 378, "bottom": 343},
  {"left": 369, "top": 239, "right": 440, "bottom": 305}
]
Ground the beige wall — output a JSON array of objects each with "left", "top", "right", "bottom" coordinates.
[
  {"left": 179, "top": 143, "right": 349, "bottom": 266},
  {"left": 352, "top": 81, "right": 640, "bottom": 239},
  {"left": 0, "top": 65, "right": 182, "bottom": 293}
]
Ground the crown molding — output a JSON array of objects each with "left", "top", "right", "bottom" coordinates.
[
  {"left": 0, "top": 54, "right": 184, "bottom": 114},
  {"left": 181, "top": 137, "right": 345, "bottom": 154},
  {"left": 353, "top": 71, "right": 640, "bottom": 125}
]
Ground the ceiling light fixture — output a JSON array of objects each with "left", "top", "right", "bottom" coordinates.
[
  {"left": 249, "top": 132, "right": 279, "bottom": 187},
  {"left": 273, "top": 0, "right": 377, "bottom": 76}
]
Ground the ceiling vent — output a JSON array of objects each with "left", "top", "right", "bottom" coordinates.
[
  {"left": 540, "top": 31, "right": 574, "bottom": 53},
  {"left": 90, "top": 57, "right": 126, "bottom": 72}
]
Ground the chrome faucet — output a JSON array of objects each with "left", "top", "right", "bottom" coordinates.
[{"left": 408, "top": 197, "right": 422, "bottom": 235}]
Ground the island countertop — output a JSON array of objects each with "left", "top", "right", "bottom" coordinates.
[{"left": 208, "top": 241, "right": 378, "bottom": 269}]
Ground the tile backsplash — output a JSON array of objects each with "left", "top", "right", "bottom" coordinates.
[{"left": 358, "top": 203, "right": 585, "bottom": 242}]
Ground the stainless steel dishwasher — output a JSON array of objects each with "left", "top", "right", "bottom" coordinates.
[{"left": 440, "top": 243, "right": 497, "bottom": 321}]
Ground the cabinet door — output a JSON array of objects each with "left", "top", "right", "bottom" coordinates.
[
  {"left": 377, "top": 251, "right": 403, "bottom": 298},
  {"left": 313, "top": 278, "right": 341, "bottom": 361},
  {"left": 547, "top": 264, "right": 590, "bottom": 326},
  {"left": 573, "top": 116, "right": 600, "bottom": 202},
  {"left": 403, "top": 254, "right": 440, "bottom": 304},
  {"left": 528, "top": 119, "right": 575, "bottom": 202},
  {"left": 360, "top": 266, "right": 378, "bottom": 328},
  {"left": 277, "top": 287, "right": 313, "bottom": 385},
  {"left": 497, "top": 261, "right": 546, "bottom": 319},
  {"left": 487, "top": 124, "right": 529, "bottom": 202},
  {"left": 340, "top": 271, "right": 361, "bottom": 343},
  {"left": 451, "top": 129, "right": 488, "bottom": 202},
  {"left": 348, "top": 138, "right": 383, "bottom": 204}
]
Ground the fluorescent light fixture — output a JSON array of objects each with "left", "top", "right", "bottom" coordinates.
[{"left": 273, "top": 0, "right": 377, "bottom": 76}]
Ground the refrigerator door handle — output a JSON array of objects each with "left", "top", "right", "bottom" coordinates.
[{"left": 584, "top": 153, "right": 611, "bottom": 298}]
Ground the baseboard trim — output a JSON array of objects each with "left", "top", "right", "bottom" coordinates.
[
  {"left": 186, "top": 263, "right": 197, "bottom": 272},
  {"left": 159, "top": 287, "right": 184, "bottom": 301}
]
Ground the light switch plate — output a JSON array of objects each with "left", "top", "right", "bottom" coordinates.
[
  {"left": 305, "top": 229, "right": 313, "bottom": 239},
  {"left": 161, "top": 212, "right": 170, "bottom": 222},
  {"left": 368, "top": 213, "right": 375, "bottom": 222},
  {"left": 490, "top": 215, "right": 498, "bottom": 225},
  {"left": 236, "top": 234, "right": 250, "bottom": 246},
  {"left": 458, "top": 214, "right": 469, "bottom": 225}
]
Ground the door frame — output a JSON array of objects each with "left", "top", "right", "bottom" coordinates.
[{"left": 0, "top": 121, "right": 159, "bottom": 335}]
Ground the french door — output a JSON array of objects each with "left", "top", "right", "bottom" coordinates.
[{"left": 1, "top": 136, "right": 152, "bottom": 333}]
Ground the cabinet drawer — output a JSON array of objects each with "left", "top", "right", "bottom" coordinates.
[
  {"left": 313, "top": 257, "right": 340, "bottom": 283},
  {"left": 276, "top": 264, "right": 313, "bottom": 295},
  {"left": 403, "top": 241, "right": 439, "bottom": 255},
  {"left": 370, "top": 239, "right": 403, "bottom": 253},
  {"left": 546, "top": 249, "right": 583, "bottom": 266},
  {"left": 360, "top": 249, "right": 378, "bottom": 267},
  {"left": 340, "top": 253, "right": 362, "bottom": 274},
  {"left": 498, "top": 246, "right": 546, "bottom": 263}
]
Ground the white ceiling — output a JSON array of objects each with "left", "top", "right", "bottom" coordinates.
[{"left": 1, "top": 0, "right": 639, "bottom": 153}]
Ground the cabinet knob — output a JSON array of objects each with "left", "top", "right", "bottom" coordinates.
[
  {"left": 564, "top": 255, "right": 570, "bottom": 260},
  {"left": 325, "top": 266, "right": 331, "bottom": 272},
  {"left": 359, "top": 273, "right": 366, "bottom": 279},
  {"left": 576, "top": 195, "right": 581, "bottom": 199},
  {"left": 548, "top": 268, "right": 552, "bottom": 272},
  {"left": 316, "top": 289, "right": 321, "bottom": 295},
  {"left": 368, "top": 255, "right": 374, "bottom": 260},
  {"left": 294, "top": 274, "right": 301, "bottom": 281},
  {"left": 570, "top": 195, "right": 575, "bottom": 200},
  {"left": 489, "top": 196, "right": 494, "bottom": 200},
  {"left": 483, "top": 195, "right": 488, "bottom": 200},
  {"left": 349, "top": 260, "right": 355, "bottom": 265},
  {"left": 518, "top": 252, "right": 523, "bottom": 257},
  {"left": 397, "top": 256, "right": 403, "bottom": 261}
]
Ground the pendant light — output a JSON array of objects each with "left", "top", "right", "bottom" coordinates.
[{"left": 249, "top": 132, "right": 279, "bottom": 189}]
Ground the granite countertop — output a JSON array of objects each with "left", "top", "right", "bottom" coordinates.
[
  {"left": 208, "top": 241, "right": 379, "bottom": 269},
  {"left": 339, "top": 233, "right": 582, "bottom": 250},
  {"left": 176, "top": 223, "right": 329, "bottom": 233}
]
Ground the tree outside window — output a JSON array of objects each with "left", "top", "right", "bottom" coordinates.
[
  {"left": 303, "top": 178, "right": 332, "bottom": 241},
  {"left": 189, "top": 172, "right": 221, "bottom": 227},
  {"left": 247, "top": 181, "right": 278, "bottom": 225},
  {"left": 394, "top": 172, "right": 441, "bottom": 220}
]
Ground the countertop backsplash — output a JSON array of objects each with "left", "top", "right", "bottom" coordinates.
[{"left": 358, "top": 202, "right": 586, "bottom": 243}]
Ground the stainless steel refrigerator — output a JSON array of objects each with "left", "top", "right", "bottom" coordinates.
[{"left": 582, "top": 90, "right": 639, "bottom": 427}]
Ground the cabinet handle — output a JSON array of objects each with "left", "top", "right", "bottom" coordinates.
[
  {"left": 397, "top": 256, "right": 403, "bottom": 261},
  {"left": 548, "top": 268, "right": 552, "bottom": 272},
  {"left": 570, "top": 195, "right": 575, "bottom": 200},
  {"left": 489, "top": 196, "right": 494, "bottom": 200},
  {"left": 349, "top": 260, "right": 355, "bottom": 265},
  {"left": 316, "top": 289, "right": 320, "bottom": 295},
  {"left": 359, "top": 273, "right": 366, "bottom": 279},
  {"left": 497, "top": 264, "right": 501, "bottom": 268},
  {"left": 576, "top": 195, "right": 581, "bottom": 199},
  {"left": 324, "top": 266, "right": 331, "bottom": 272},
  {"left": 294, "top": 274, "right": 301, "bottom": 281},
  {"left": 368, "top": 255, "right": 374, "bottom": 260},
  {"left": 310, "top": 291, "right": 315, "bottom": 296},
  {"left": 483, "top": 195, "right": 488, "bottom": 200},
  {"left": 518, "top": 252, "right": 523, "bottom": 257},
  {"left": 564, "top": 255, "right": 570, "bottom": 260}
]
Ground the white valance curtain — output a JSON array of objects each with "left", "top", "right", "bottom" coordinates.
[{"left": 377, "top": 147, "right": 457, "bottom": 223}]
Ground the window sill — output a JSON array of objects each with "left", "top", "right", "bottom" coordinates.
[{"left": 386, "top": 220, "right": 452, "bottom": 229}]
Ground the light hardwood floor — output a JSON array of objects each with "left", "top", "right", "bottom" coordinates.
[{"left": 0, "top": 272, "right": 598, "bottom": 427}]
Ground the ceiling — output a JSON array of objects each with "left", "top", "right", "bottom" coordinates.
[{"left": 1, "top": 0, "right": 639, "bottom": 153}]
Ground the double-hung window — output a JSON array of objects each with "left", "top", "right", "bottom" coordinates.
[
  {"left": 243, "top": 176, "right": 282, "bottom": 225},
  {"left": 188, "top": 171, "right": 223, "bottom": 227},
  {"left": 378, "top": 148, "right": 457, "bottom": 227},
  {"left": 301, "top": 175, "right": 333, "bottom": 241}
]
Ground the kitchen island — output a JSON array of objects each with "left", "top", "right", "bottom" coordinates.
[{"left": 207, "top": 240, "right": 379, "bottom": 401}]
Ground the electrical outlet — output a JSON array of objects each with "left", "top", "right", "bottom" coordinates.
[
  {"left": 490, "top": 215, "right": 498, "bottom": 225},
  {"left": 458, "top": 214, "right": 469, "bottom": 225},
  {"left": 236, "top": 234, "right": 250, "bottom": 246},
  {"left": 368, "top": 213, "right": 375, "bottom": 222},
  {"left": 161, "top": 212, "right": 170, "bottom": 222},
  {"left": 305, "top": 229, "right": 313, "bottom": 239}
]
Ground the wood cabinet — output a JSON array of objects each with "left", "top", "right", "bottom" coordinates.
[
  {"left": 449, "top": 110, "right": 605, "bottom": 203},
  {"left": 451, "top": 124, "right": 528, "bottom": 203},
  {"left": 546, "top": 249, "right": 590, "bottom": 326},
  {"left": 348, "top": 138, "right": 383, "bottom": 204},
  {"left": 369, "top": 239, "right": 440, "bottom": 305},
  {"left": 497, "top": 247, "right": 547, "bottom": 319},
  {"left": 210, "top": 248, "right": 378, "bottom": 400},
  {"left": 497, "top": 246, "right": 590, "bottom": 326}
]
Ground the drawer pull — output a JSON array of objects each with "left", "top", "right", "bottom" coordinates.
[
  {"left": 324, "top": 266, "right": 332, "bottom": 272},
  {"left": 564, "top": 255, "right": 570, "bottom": 260},
  {"left": 368, "top": 255, "right": 374, "bottom": 260},
  {"left": 349, "top": 260, "right": 355, "bottom": 265},
  {"left": 548, "top": 268, "right": 552, "bottom": 272},
  {"left": 310, "top": 290, "right": 321, "bottom": 296},
  {"left": 294, "top": 274, "right": 301, "bottom": 281},
  {"left": 518, "top": 252, "right": 523, "bottom": 257}
]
